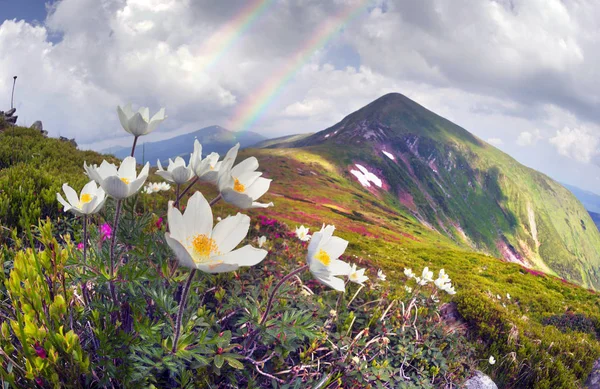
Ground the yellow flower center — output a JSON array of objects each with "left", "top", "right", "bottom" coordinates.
[
  {"left": 120, "top": 177, "right": 130, "bottom": 185},
  {"left": 233, "top": 178, "right": 245, "bottom": 193},
  {"left": 315, "top": 249, "right": 331, "bottom": 266},
  {"left": 189, "top": 234, "right": 219, "bottom": 262},
  {"left": 80, "top": 193, "right": 93, "bottom": 204}
]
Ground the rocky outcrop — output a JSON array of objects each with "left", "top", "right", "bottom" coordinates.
[
  {"left": 30, "top": 120, "right": 47, "bottom": 136},
  {"left": 586, "top": 359, "right": 600, "bottom": 388},
  {"left": 59, "top": 136, "right": 77, "bottom": 148},
  {"left": 0, "top": 108, "right": 17, "bottom": 126},
  {"left": 464, "top": 371, "right": 498, "bottom": 389}
]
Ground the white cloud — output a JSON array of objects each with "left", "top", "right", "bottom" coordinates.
[
  {"left": 516, "top": 129, "right": 543, "bottom": 146},
  {"left": 3, "top": 0, "right": 600, "bottom": 193},
  {"left": 487, "top": 138, "right": 504, "bottom": 146},
  {"left": 549, "top": 126, "right": 600, "bottom": 163}
]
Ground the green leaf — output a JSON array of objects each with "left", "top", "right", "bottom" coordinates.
[{"left": 214, "top": 354, "right": 225, "bottom": 369}]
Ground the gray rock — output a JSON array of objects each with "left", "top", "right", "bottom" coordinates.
[
  {"left": 586, "top": 359, "right": 600, "bottom": 388},
  {"left": 464, "top": 371, "right": 498, "bottom": 389},
  {"left": 30, "top": 120, "right": 43, "bottom": 132},
  {"left": 5, "top": 108, "right": 16, "bottom": 116}
]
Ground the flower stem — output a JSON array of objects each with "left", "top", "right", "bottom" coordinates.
[
  {"left": 209, "top": 193, "right": 222, "bottom": 207},
  {"left": 109, "top": 200, "right": 122, "bottom": 308},
  {"left": 172, "top": 269, "right": 196, "bottom": 353},
  {"left": 259, "top": 265, "right": 308, "bottom": 326},
  {"left": 174, "top": 184, "right": 181, "bottom": 208},
  {"left": 176, "top": 177, "right": 198, "bottom": 204},
  {"left": 81, "top": 215, "right": 89, "bottom": 305},
  {"left": 130, "top": 136, "right": 139, "bottom": 157}
]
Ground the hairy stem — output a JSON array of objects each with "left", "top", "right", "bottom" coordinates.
[
  {"left": 260, "top": 265, "right": 308, "bottom": 326},
  {"left": 172, "top": 269, "right": 197, "bottom": 353},
  {"left": 82, "top": 215, "right": 89, "bottom": 305},
  {"left": 109, "top": 200, "right": 123, "bottom": 308},
  {"left": 176, "top": 177, "right": 198, "bottom": 204},
  {"left": 174, "top": 184, "right": 181, "bottom": 208},
  {"left": 209, "top": 193, "right": 222, "bottom": 207},
  {"left": 130, "top": 136, "right": 139, "bottom": 157}
]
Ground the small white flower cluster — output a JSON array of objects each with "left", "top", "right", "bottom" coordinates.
[
  {"left": 144, "top": 182, "right": 171, "bottom": 194},
  {"left": 404, "top": 267, "right": 456, "bottom": 295},
  {"left": 295, "top": 225, "right": 311, "bottom": 241}
]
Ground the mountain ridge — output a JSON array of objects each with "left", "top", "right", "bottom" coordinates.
[
  {"left": 106, "top": 125, "right": 267, "bottom": 164},
  {"left": 268, "top": 92, "right": 600, "bottom": 288}
]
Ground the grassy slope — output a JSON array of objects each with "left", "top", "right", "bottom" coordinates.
[
  {"left": 239, "top": 146, "right": 600, "bottom": 386},
  {"left": 291, "top": 93, "right": 600, "bottom": 289},
  {"left": 2, "top": 126, "right": 600, "bottom": 386}
]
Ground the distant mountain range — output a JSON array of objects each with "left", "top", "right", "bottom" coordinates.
[
  {"left": 562, "top": 183, "right": 600, "bottom": 213},
  {"left": 260, "top": 93, "right": 600, "bottom": 289},
  {"left": 104, "top": 125, "right": 267, "bottom": 165}
]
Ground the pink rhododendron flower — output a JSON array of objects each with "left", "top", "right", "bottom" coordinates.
[
  {"left": 100, "top": 223, "right": 113, "bottom": 241},
  {"left": 77, "top": 242, "right": 84, "bottom": 250}
]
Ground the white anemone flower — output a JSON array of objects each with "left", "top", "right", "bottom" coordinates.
[
  {"left": 57, "top": 181, "right": 106, "bottom": 216},
  {"left": 84, "top": 157, "right": 149, "bottom": 200},
  {"left": 156, "top": 157, "right": 194, "bottom": 185},
  {"left": 190, "top": 140, "right": 221, "bottom": 184},
  {"left": 348, "top": 264, "right": 368, "bottom": 285},
  {"left": 404, "top": 268, "right": 415, "bottom": 279},
  {"left": 404, "top": 286, "right": 413, "bottom": 293},
  {"left": 165, "top": 191, "right": 267, "bottom": 273},
  {"left": 377, "top": 269, "right": 386, "bottom": 281},
  {"left": 306, "top": 225, "right": 352, "bottom": 292},
  {"left": 144, "top": 182, "right": 172, "bottom": 194},
  {"left": 421, "top": 267, "right": 434, "bottom": 283},
  {"left": 507, "top": 293, "right": 511, "bottom": 300},
  {"left": 117, "top": 104, "right": 166, "bottom": 137},
  {"left": 488, "top": 356, "right": 496, "bottom": 365},
  {"left": 257, "top": 236, "right": 267, "bottom": 248},
  {"left": 295, "top": 225, "right": 311, "bottom": 241},
  {"left": 217, "top": 143, "right": 273, "bottom": 209},
  {"left": 444, "top": 285, "right": 456, "bottom": 295}
]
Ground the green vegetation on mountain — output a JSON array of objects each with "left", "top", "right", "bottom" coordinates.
[{"left": 289, "top": 93, "right": 600, "bottom": 289}]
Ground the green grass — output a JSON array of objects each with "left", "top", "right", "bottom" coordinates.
[{"left": 3, "top": 124, "right": 600, "bottom": 387}]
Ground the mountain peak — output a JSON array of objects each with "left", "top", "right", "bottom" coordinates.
[{"left": 298, "top": 92, "right": 482, "bottom": 147}]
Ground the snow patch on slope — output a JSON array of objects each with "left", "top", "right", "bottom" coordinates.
[
  {"left": 350, "top": 164, "right": 382, "bottom": 188},
  {"left": 382, "top": 150, "right": 395, "bottom": 160}
]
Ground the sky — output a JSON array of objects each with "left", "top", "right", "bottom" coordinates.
[{"left": 2, "top": 0, "right": 600, "bottom": 194}]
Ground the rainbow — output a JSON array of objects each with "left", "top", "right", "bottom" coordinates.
[
  {"left": 228, "top": 0, "right": 371, "bottom": 133},
  {"left": 196, "top": 0, "right": 274, "bottom": 70}
]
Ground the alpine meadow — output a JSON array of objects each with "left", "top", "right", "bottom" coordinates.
[{"left": 3, "top": 1, "right": 600, "bottom": 389}]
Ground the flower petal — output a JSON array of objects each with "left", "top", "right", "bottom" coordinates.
[
  {"left": 165, "top": 233, "right": 197, "bottom": 269},
  {"left": 128, "top": 172, "right": 148, "bottom": 196},
  {"left": 321, "top": 236, "right": 348, "bottom": 262},
  {"left": 329, "top": 259, "right": 352, "bottom": 276},
  {"left": 222, "top": 245, "right": 267, "bottom": 266},
  {"left": 56, "top": 193, "right": 72, "bottom": 212},
  {"left": 231, "top": 157, "right": 259, "bottom": 177},
  {"left": 102, "top": 176, "right": 130, "bottom": 199},
  {"left": 196, "top": 261, "right": 239, "bottom": 274},
  {"left": 118, "top": 157, "right": 137, "bottom": 180},
  {"left": 221, "top": 189, "right": 254, "bottom": 209},
  {"left": 207, "top": 245, "right": 268, "bottom": 272},
  {"left": 183, "top": 191, "right": 213, "bottom": 238},
  {"left": 167, "top": 200, "right": 186, "bottom": 241},
  {"left": 62, "top": 184, "right": 79, "bottom": 206},
  {"left": 117, "top": 105, "right": 132, "bottom": 134},
  {"left": 127, "top": 112, "right": 148, "bottom": 136},
  {"left": 211, "top": 213, "right": 250, "bottom": 254},
  {"left": 245, "top": 177, "right": 271, "bottom": 201}
]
